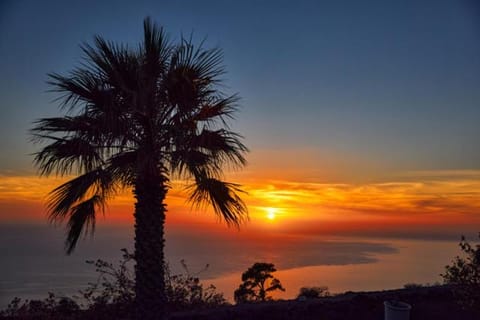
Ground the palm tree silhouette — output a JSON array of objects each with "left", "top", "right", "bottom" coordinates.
[{"left": 31, "top": 18, "right": 248, "bottom": 319}]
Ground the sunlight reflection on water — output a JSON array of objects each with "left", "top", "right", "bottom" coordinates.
[{"left": 208, "top": 238, "right": 459, "bottom": 301}]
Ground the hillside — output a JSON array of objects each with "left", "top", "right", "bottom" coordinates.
[{"left": 170, "top": 286, "right": 479, "bottom": 320}]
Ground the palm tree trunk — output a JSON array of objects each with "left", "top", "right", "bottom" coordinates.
[{"left": 133, "top": 171, "right": 168, "bottom": 320}]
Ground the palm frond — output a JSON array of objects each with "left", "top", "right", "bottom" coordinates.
[
  {"left": 32, "top": 115, "right": 111, "bottom": 145},
  {"left": 47, "top": 71, "right": 137, "bottom": 151},
  {"left": 65, "top": 194, "right": 104, "bottom": 254},
  {"left": 47, "top": 169, "right": 113, "bottom": 222},
  {"left": 107, "top": 150, "right": 138, "bottom": 186},
  {"left": 170, "top": 149, "right": 216, "bottom": 179},
  {"left": 193, "top": 129, "right": 248, "bottom": 168},
  {"left": 81, "top": 36, "right": 140, "bottom": 94},
  {"left": 193, "top": 95, "right": 240, "bottom": 125},
  {"left": 32, "top": 116, "right": 90, "bottom": 134},
  {"left": 142, "top": 17, "right": 171, "bottom": 76},
  {"left": 169, "top": 128, "right": 247, "bottom": 179},
  {"left": 47, "top": 70, "right": 101, "bottom": 111},
  {"left": 187, "top": 176, "right": 248, "bottom": 227},
  {"left": 33, "top": 136, "right": 102, "bottom": 176},
  {"left": 176, "top": 36, "right": 225, "bottom": 82},
  {"left": 165, "top": 38, "right": 225, "bottom": 114}
]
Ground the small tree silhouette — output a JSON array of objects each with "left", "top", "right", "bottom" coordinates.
[{"left": 234, "top": 262, "right": 285, "bottom": 303}]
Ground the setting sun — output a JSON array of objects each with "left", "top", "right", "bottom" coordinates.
[{"left": 266, "top": 207, "right": 277, "bottom": 220}]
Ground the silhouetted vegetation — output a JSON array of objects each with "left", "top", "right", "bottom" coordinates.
[
  {"left": 441, "top": 233, "right": 480, "bottom": 309},
  {"left": 0, "top": 293, "right": 80, "bottom": 320},
  {"left": 297, "top": 286, "right": 330, "bottom": 299},
  {"left": 234, "top": 262, "right": 285, "bottom": 303},
  {"left": 0, "top": 250, "right": 227, "bottom": 319},
  {"left": 81, "top": 249, "right": 227, "bottom": 314},
  {"left": 79, "top": 249, "right": 134, "bottom": 306},
  {"left": 403, "top": 283, "right": 424, "bottom": 289},
  {"left": 31, "top": 17, "right": 247, "bottom": 319},
  {"left": 165, "top": 260, "right": 228, "bottom": 311}
]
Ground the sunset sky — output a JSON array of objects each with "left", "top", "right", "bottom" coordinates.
[{"left": 0, "top": 0, "right": 479, "bottom": 241}]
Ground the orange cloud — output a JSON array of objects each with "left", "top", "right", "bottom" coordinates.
[
  {"left": 241, "top": 176, "right": 480, "bottom": 218},
  {"left": 1, "top": 171, "right": 479, "bottom": 236}
]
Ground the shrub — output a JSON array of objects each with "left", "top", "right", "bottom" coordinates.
[
  {"left": 0, "top": 293, "right": 80, "bottom": 319},
  {"left": 79, "top": 249, "right": 227, "bottom": 314},
  {"left": 297, "top": 286, "right": 330, "bottom": 299},
  {"left": 76, "top": 248, "right": 135, "bottom": 318},
  {"left": 165, "top": 260, "right": 228, "bottom": 311},
  {"left": 403, "top": 283, "right": 424, "bottom": 289},
  {"left": 441, "top": 234, "right": 480, "bottom": 309}
]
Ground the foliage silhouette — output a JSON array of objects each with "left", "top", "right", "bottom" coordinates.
[
  {"left": 165, "top": 259, "right": 227, "bottom": 311},
  {"left": 234, "top": 262, "right": 285, "bottom": 303},
  {"left": 441, "top": 233, "right": 480, "bottom": 309},
  {"left": 78, "top": 249, "right": 227, "bottom": 317},
  {"left": 77, "top": 248, "right": 135, "bottom": 317},
  {"left": 31, "top": 17, "right": 247, "bottom": 319},
  {"left": 403, "top": 283, "right": 424, "bottom": 289},
  {"left": 0, "top": 293, "right": 80, "bottom": 319},
  {"left": 0, "top": 250, "right": 227, "bottom": 319},
  {"left": 297, "top": 286, "right": 330, "bottom": 299}
]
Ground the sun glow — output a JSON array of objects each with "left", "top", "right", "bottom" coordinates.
[{"left": 266, "top": 207, "right": 277, "bottom": 220}]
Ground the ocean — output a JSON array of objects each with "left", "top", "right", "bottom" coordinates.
[{"left": 0, "top": 223, "right": 464, "bottom": 307}]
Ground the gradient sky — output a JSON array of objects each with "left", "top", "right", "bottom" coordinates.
[{"left": 0, "top": 0, "right": 479, "bottom": 238}]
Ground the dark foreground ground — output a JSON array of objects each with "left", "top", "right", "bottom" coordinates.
[
  {"left": 1, "top": 286, "right": 478, "bottom": 319},
  {"left": 171, "top": 286, "right": 479, "bottom": 320}
]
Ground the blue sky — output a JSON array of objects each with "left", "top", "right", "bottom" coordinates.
[{"left": 0, "top": 0, "right": 479, "bottom": 181}]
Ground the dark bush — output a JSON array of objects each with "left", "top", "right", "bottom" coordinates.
[
  {"left": 297, "top": 286, "right": 330, "bottom": 299},
  {"left": 0, "top": 293, "right": 81, "bottom": 319},
  {"left": 441, "top": 234, "right": 480, "bottom": 309},
  {"left": 403, "top": 283, "right": 424, "bottom": 289}
]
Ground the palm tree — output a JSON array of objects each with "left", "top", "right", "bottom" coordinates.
[{"left": 31, "top": 18, "right": 248, "bottom": 319}]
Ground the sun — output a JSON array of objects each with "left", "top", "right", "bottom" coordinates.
[{"left": 266, "top": 207, "right": 277, "bottom": 220}]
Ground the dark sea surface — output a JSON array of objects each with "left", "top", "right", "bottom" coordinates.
[{"left": 0, "top": 223, "right": 462, "bottom": 306}]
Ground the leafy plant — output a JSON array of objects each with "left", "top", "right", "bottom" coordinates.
[
  {"left": 79, "top": 249, "right": 227, "bottom": 314},
  {"left": 234, "top": 262, "right": 285, "bottom": 303},
  {"left": 0, "top": 293, "right": 80, "bottom": 319},
  {"left": 441, "top": 233, "right": 480, "bottom": 309},
  {"left": 76, "top": 248, "right": 136, "bottom": 318},
  {"left": 297, "top": 286, "right": 330, "bottom": 299},
  {"left": 165, "top": 260, "right": 228, "bottom": 311}
]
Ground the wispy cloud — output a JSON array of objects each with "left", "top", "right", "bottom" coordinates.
[
  {"left": 239, "top": 170, "right": 480, "bottom": 222},
  {"left": 1, "top": 171, "right": 479, "bottom": 230}
]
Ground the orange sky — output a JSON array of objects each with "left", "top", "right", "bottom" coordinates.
[{"left": 1, "top": 167, "right": 479, "bottom": 238}]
